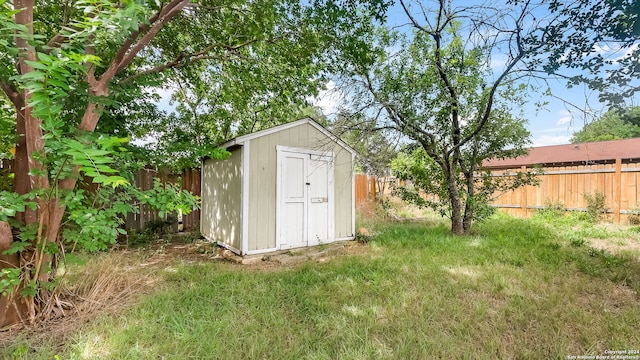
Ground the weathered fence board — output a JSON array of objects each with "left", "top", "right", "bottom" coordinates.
[
  {"left": 181, "top": 168, "right": 201, "bottom": 232},
  {"left": 355, "top": 174, "right": 384, "bottom": 208},
  {"left": 124, "top": 168, "right": 180, "bottom": 232},
  {"left": 355, "top": 174, "right": 369, "bottom": 206}
]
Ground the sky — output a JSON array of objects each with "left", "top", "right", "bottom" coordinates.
[{"left": 312, "top": 0, "right": 639, "bottom": 148}]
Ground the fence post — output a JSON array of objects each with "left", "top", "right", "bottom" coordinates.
[
  {"left": 370, "top": 175, "right": 376, "bottom": 201},
  {"left": 521, "top": 165, "right": 528, "bottom": 217},
  {"left": 614, "top": 158, "right": 622, "bottom": 222}
]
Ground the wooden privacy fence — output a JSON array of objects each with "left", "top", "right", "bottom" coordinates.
[
  {"left": 356, "top": 160, "right": 640, "bottom": 223},
  {"left": 490, "top": 160, "right": 640, "bottom": 222},
  {"left": 123, "top": 167, "right": 202, "bottom": 232},
  {"left": 355, "top": 174, "right": 378, "bottom": 207},
  {"left": 123, "top": 168, "right": 177, "bottom": 232},
  {"left": 181, "top": 168, "right": 201, "bottom": 232}
]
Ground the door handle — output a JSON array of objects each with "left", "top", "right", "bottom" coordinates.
[{"left": 306, "top": 182, "right": 310, "bottom": 185}]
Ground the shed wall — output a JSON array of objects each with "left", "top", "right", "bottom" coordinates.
[
  {"left": 248, "top": 122, "right": 354, "bottom": 251},
  {"left": 201, "top": 149, "right": 242, "bottom": 251}
]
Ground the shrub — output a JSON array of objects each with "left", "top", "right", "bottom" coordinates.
[
  {"left": 583, "top": 191, "right": 607, "bottom": 222},
  {"left": 355, "top": 227, "right": 372, "bottom": 243},
  {"left": 627, "top": 206, "right": 640, "bottom": 225},
  {"left": 122, "top": 230, "right": 155, "bottom": 248},
  {"left": 145, "top": 216, "right": 177, "bottom": 236},
  {"left": 535, "top": 200, "right": 566, "bottom": 220}
]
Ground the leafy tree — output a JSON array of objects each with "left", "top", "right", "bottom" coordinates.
[
  {"left": 147, "top": 66, "right": 326, "bottom": 170},
  {"left": 338, "top": 1, "right": 541, "bottom": 234},
  {"left": 0, "top": 0, "right": 384, "bottom": 326},
  {"left": 571, "top": 107, "right": 640, "bottom": 143},
  {"left": 526, "top": 0, "right": 640, "bottom": 107},
  {"left": 391, "top": 113, "right": 539, "bottom": 225}
]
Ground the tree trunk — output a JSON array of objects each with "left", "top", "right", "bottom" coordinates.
[
  {"left": 0, "top": 221, "right": 26, "bottom": 327},
  {"left": 445, "top": 167, "right": 464, "bottom": 235},
  {"left": 3, "top": 0, "right": 59, "bottom": 326},
  {"left": 462, "top": 204, "right": 473, "bottom": 235},
  {"left": 14, "top": 109, "right": 35, "bottom": 224},
  {"left": 1, "top": 108, "right": 35, "bottom": 328},
  {"left": 462, "top": 172, "right": 474, "bottom": 235}
]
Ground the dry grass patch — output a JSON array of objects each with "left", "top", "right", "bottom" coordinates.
[
  {"left": 444, "top": 265, "right": 481, "bottom": 279},
  {"left": 0, "top": 251, "right": 162, "bottom": 347},
  {"left": 589, "top": 237, "right": 640, "bottom": 258},
  {"left": 0, "top": 239, "right": 371, "bottom": 349}
]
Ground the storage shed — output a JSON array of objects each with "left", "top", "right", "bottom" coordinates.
[{"left": 201, "top": 118, "right": 356, "bottom": 255}]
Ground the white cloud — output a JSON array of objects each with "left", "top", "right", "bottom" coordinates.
[
  {"left": 131, "top": 134, "right": 158, "bottom": 147},
  {"left": 145, "top": 86, "right": 175, "bottom": 112},
  {"left": 530, "top": 120, "right": 580, "bottom": 147},
  {"left": 310, "top": 80, "right": 344, "bottom": 116},
  {"left": 556, "top": 109, "right": 573, "bottom": 125},
  {"left": 531, "top": 135, "right": 571, "bottom": 147},
  {"left": 534, "top": 126, "right": 580, "bottom": 134},
  {"left": 615, "top": 43, "right": 639, "bottom": 61},
  {"left": 593, "top": 44, "right": 612, "bottom": 55},
  {"left": 595, "top": 42, "right": 639, "bottom": 62}
]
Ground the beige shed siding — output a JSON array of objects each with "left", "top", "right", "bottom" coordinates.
[
  {"left": 201, "top": 149, "right": 242, "bottom": 251},
  {"left": 334, "top": 148, "right": 354, "bottom": 238},
  {"left": 247, "top": 122, "right": 354, "bottom": 251}
]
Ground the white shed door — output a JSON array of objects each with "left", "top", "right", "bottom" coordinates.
[
  {"left": 307, "top": 154, "right": 331, "bottom": 245},
  {"left": 278, "top": 148, "right": 334, "bottom": 249},
  {"left": 281, "top": 152, "right": 307, "bottom": 249}
]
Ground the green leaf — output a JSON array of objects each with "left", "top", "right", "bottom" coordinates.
[
  {"left": 36, "top": 52, "right": 54, "bottom": 63},
  {"left": 24, "top": 60, "right": 49, "bottom": 70},
  {"left": 2, "top": 241, "right": 31, "bottom": 255},
  {"left": 19, "top": 71, "right": 46, "bottom": 81},
  {"left": 20, "top": 281, "right": 38, "bottom": 297}
]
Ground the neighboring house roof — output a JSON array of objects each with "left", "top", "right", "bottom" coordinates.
[
  {"left": 216, "top": 118, "right": 357, "bottom": 156},
  {"left": 484, "top": 138, "right": 640, "bottom": 169}
]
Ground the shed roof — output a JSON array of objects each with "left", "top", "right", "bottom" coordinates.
[
  {"left": 483, "top": 138, "right": 640, "bottom": 169},
  {"left": 217, "top": 118, "right": 357, "bottom": 156}
]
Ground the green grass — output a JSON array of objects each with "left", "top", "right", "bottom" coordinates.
[{"left": 3, "top": 214, "right": 640, "bottom": 359}]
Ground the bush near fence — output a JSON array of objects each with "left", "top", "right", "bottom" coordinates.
[
  {"left": 120, "top": 167, "right": 201, "bottom": 233},
  {"left": 1, "top": 160, "right": 202, "bottom": 232}
]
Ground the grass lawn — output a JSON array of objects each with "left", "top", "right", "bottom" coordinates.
[{"left": 2, "top": 212, "right": 640, "bottom": 359}]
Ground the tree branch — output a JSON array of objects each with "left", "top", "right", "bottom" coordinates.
[
  {"left": 0, "top": 80, "right": 22, "bottom": 109},
  {"left": 113, "top": 0, "right": 191, "bottom": 75},
  {"left": 119, "top": 39, "right": 258, "bottom": 85},
  {"left": 447, "top": 2, "right": 531, "bottom": 156},
  {"left": 100, "top": 0, "right": 190, "bottom": 85}
]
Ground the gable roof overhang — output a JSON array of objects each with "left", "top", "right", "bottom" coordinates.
[{"left": 217, "top": 118, "right": 357, "bottom": 156}]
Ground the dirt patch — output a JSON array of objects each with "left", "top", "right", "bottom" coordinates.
[{"left": 126, "top": 239, "right": 371, "bottom": 270}]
